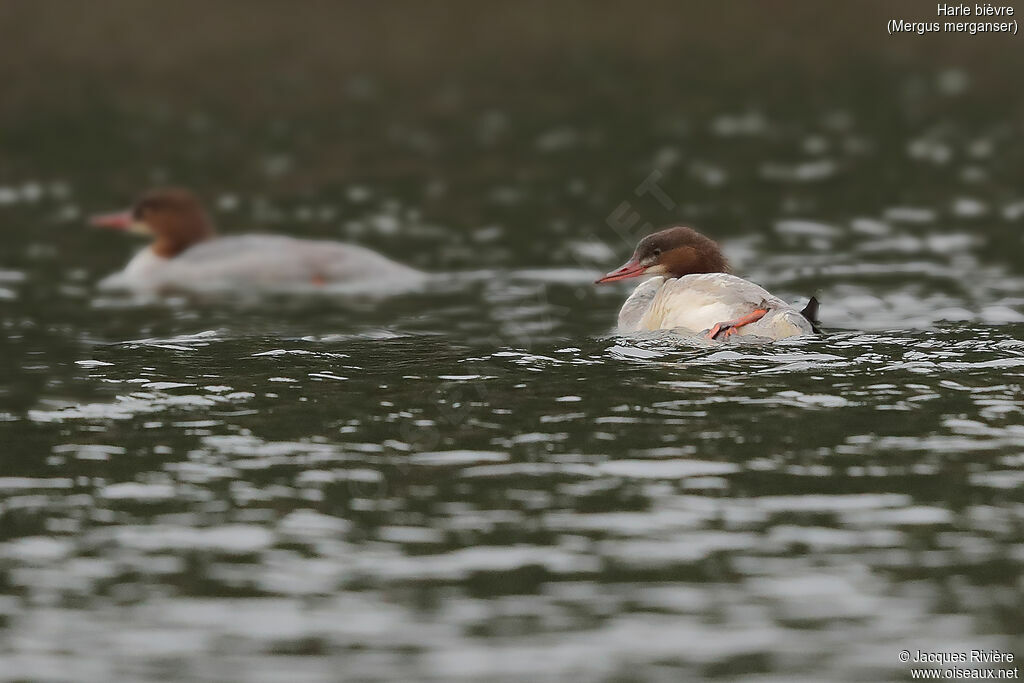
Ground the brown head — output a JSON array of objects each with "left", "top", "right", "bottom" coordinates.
[
  {"left": 595, "top": 226, "right": 729, "bottom": 284},
  {"left": 89, "top": 188, "right": 216, "bottom": 258}
]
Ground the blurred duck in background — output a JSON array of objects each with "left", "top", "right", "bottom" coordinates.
[
  {"left": 596, "top": 226, "right": 820, "bottom": 341},
  {"left": 89, "top": 188, "right": 425, "bottom": 294}
]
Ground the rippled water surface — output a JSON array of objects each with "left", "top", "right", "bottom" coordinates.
[{"left": 2, "top": 12, "right": 1024, "bottom": 681}]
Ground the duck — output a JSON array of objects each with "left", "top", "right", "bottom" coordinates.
[
  {"left": 89, "top": 188, "right": 426, "bottom": 294},
  {"left": 595, "top": 226, "right": 820, "bottom": 340}
]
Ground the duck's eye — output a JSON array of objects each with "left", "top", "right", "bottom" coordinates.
[{"left": 652, "top": 248, "right": 662, "bottom": 257}]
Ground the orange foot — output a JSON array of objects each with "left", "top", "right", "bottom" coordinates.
[{"left": 706, "top": 308, "right": 769, "bottom": 341}]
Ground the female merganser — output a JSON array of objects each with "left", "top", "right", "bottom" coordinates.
[
  {"left": 90, "top": 188, "right": 425, "bottom": 293},
  {"left": 595, "top": 226, "right": 820, "bottom": 340}
]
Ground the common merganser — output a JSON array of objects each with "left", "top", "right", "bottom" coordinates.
[
  {"left": 89, "top": 188, "right": 425, "bottom": 293},
  {"left": 595, "top": 226, "right": 820, "bottom": 340}
]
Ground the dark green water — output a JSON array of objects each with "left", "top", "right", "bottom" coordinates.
[{"left": 2, "top": 49, "right": 1024, "bottom": 683}]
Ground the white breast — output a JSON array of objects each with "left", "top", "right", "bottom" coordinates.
[
  {"left": 616, "top": 273, "right": 813, "bottom": 340},
  {"left": 98, "top": 247, "right": 169, "bottom": 291},
  {"left": 99, "top": 236, "right": 426, "bottom": 294}
]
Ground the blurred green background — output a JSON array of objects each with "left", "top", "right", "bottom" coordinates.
[{"left": 2, "top": 4, "right": 1023, "bottom": 682}]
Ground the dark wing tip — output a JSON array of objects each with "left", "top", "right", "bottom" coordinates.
[{"left": 800, "top": 296, "right": 823, "bottom": 334}]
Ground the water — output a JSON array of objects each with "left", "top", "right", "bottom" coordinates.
[{"left": 2, "top": 12, "right": 1024, "bottom": 681}]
